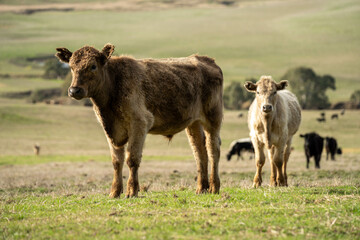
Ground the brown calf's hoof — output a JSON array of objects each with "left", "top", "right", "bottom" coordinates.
[
  {"left": 269, "top": 181, "right": 277, "bottom": 187},
  {"left": 209, "top": 181, "right": 220, "bottom": 194},
  {"left": 196, "top": 187, "right": 208, "bottom": 194},
  {"left": 277, "top": 181, "right": 287, "bottom": 187},
  {"left": 196, "top": 180, "right": 209, "bottom": 194},
  {"left": 252, "top": 182, "right": 262, "bottom": 188},
  {"left": 125, "top": 185, "right": 139, "bottom": 198},
  {"left": 109, "top": 183, "right": 123, "bottom": 198},
  {"left": 209, "top": 176, "right": 220, "bottom": 194},
  {"left": 253, "top": 177, "right": 262, "bottom": 188},
  {"left": 109, "top": 191, "right": 121, "bottom": 198},
  {"left": 208, "top": 184, "right": 220, "bottom": 194},
  {"left": 125, "top": 191, "right": 138, "bottom": 198}
]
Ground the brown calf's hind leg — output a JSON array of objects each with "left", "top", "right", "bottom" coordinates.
[
  {"left": 109, "top": 145, "right": 125, "bottom": 198},
  {"left": 186, "top": 121, "right": 209, "bottom": 194},
  {"left": 204, "top": 126, "right": 221, "bottom": 194}
]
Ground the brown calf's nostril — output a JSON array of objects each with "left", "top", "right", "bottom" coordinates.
[{"left": 69, "top": 87, "right": 81, "bottom": 94}]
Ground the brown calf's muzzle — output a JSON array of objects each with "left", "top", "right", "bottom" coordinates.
[{"left": 68, "top": 87, "right": 86, "bottom": 100}]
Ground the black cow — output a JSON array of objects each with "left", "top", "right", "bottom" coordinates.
[
  {"left": 325, "top": 137, "right": 342, "bottom": 160},
  {"left": 316, "top": 117, "right": 326, "bottom": 123},
  {"left": 331, "top": 114, "right": 339, "bottom": 120},
  {"left": 226, "top": 138, "right": 254, "bottom": 161},
  {"left": 300, "top": 132, "right": 324, "bottom": 169}
]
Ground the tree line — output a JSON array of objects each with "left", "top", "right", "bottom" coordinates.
[{"left": 224, "top": 67, "right": 360, "bottom": 110}]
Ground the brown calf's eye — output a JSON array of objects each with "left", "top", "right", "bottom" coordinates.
[{"left": 91, "top": 65, "right": 96, "bottom": 70}]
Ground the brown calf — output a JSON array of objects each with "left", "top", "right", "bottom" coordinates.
[
  {"left": 33, "top": 144, "right": 40, "bottom": 156},
  {"left": 56, "top": 44, "right": 223, "bottom": 198},
  {"left": 244, "top": 76, "right": 301, "bottom": 187}
]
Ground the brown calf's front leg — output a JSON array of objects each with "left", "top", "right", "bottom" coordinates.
[
  {"left": 125, "top": 151, "right": 142, "bottom": 198},
  {"left": 109, "top": 145, "right": 125, "bottom": 198},
  {"left": 186, "top": 121, "right": 209, "bottom": 194},
  {"left": 125, "top": 124, "right": 147, "bottom": 198}
]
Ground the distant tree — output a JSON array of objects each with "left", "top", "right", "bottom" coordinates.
[
  {"left": 61, "top": 72, "right": 72, "bottom": 96},
  {"left": 281, "top": 67, "right": 336, "bottom": 109},
  {"left": 43, "top": 58, "right": 69, "bottom": 79},
  {"left": 350, "top": 90, "right": 360, "bottom": 107},
  {"left": 223, "top": 78, "right": 255, "bottom": 110}
]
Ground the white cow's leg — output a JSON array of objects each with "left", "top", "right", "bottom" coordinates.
[
  {"left": 282, "top": 138, "right": 292, "bottom": 187},
  {"left": 252, "top": 138, "right": 265, "bottom": 188},
  {"left": 273, "top": 146, "right": 286, "bottom": 186},
  {"left": 269, "top": 146, "right": 277, "bottom": 187}
]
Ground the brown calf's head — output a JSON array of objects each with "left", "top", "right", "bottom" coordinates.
[
  {"left": 55, "top": 43, "right": 115, "bottom": 100},
  {"left": 244, "top": 76, "right": 288, "bottom": 115}
]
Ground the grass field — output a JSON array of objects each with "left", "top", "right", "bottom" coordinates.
[
  {"left": 1, "top": 98, "right": 360, "bottom": 239},
  {"left": 1, "top": 98, "right": 359, "bottom": 157},
  {"left": 1, "top": 0, "right": 360, "bottom": 239},
  {"left": 1, "top": 186, "right": 359, "bottom": 239}
]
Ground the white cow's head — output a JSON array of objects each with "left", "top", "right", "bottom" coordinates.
[{"left": 244, "top": 76, "right": 288, "bottom": 115}]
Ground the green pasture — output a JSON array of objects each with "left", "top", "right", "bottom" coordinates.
[
  {"left": 1, "top": 186, "right": 359, "bottom": 239},
  {"left": 0, "top": 0, "right": 359, "bottom": 102},
  {"left": 0, "top": 77, "right": 61, "bottom": 94},
  {"left": 0, "top": 98, "right": 359, "bottom": 158}
]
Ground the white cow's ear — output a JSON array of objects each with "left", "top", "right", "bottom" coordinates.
[
  {"left": 276, "top": 80, "right": 288, "bottom": 90},
  {"left": 244, "top": 82, "right": 257, "bottom": 92}
]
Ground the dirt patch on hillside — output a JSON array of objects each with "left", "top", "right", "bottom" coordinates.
[
  {"left": 0, "top": 0, "right": 243, "bottom": 14},
  {"left": 1, "top": 152, "right": 359, "bottom": 197}
]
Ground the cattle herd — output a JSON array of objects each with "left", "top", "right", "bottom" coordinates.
[
  {"left": 298, "top": 133, "right": 341, "bottom": 169},
  {"left": 56, "top": 44, "right": 342, "bottom": 197}
]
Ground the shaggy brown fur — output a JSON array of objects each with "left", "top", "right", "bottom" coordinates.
[
  {"left": 245, "top": 76, "right": 301, "bottom": 187},
  {"left": 56, "top": 43, "right": 223, "bottom": 198}
]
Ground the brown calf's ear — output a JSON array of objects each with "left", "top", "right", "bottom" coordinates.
[
  {"left": 276, "top": 80, "right": 288, "bottom": 91},
  {"left": 55, "top": 48, "right": 72, "bottom": 63},
  {"left": 101, "top": 43, "right": 115, "bottom": 59},
  {"left": 244, "top": 81, "right": 257, "bottom": 92}
]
